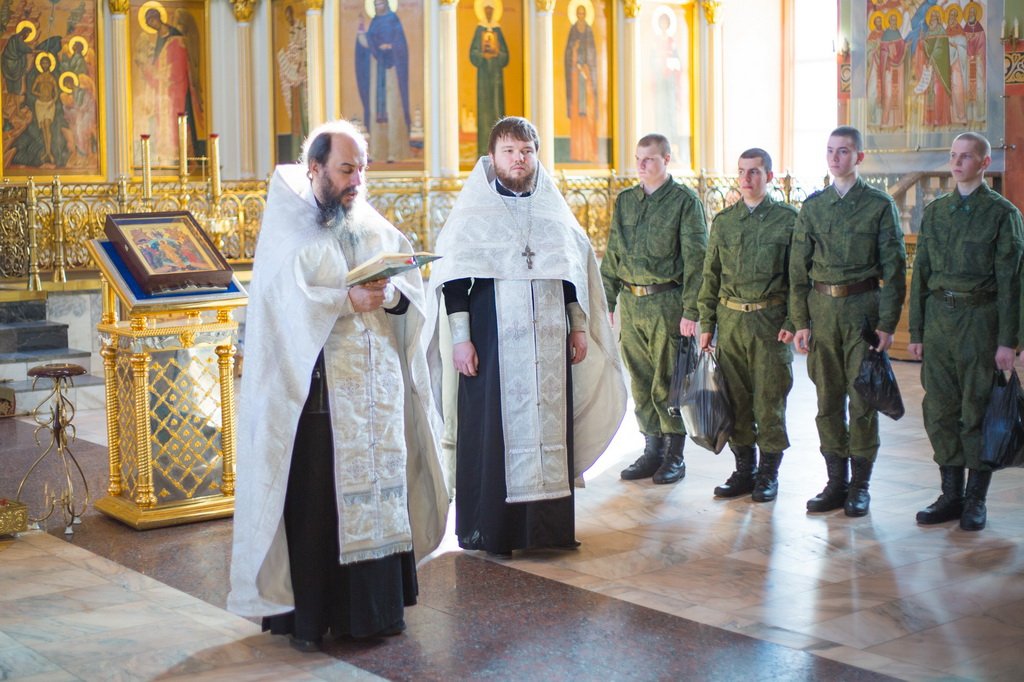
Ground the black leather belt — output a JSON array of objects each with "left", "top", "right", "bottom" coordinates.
[
  {"left": 813, "top": 278, "right": 879, "bottom": 298},
  {"left": 931, "top": 289, "right": 997, "bottom": 308},
  {"left": 719, "top": 296, "right": 786, "bottom": 312},
  {"left": 623, "top": 281, "right": 679, "bottom": 297}
]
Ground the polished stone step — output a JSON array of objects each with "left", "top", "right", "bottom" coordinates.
[
  {"left": 0, "top": 300, "right": 46, "bottom": 324},
  {"left": 0, "top": 347, "right": 93, "bottom": 382},
  {"left": 3, "top": 372, "right": 105, "bottom": 415},
  {"left": 0, "top": 320, "right": 69, "bottom": 353}
]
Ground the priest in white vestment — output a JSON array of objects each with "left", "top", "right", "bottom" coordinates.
[
  {"left": 426, "top": 116, "right": 626, "bottom": 558},
  {"left": 228, "top": 120, "right": 447, "bottom": 650}
]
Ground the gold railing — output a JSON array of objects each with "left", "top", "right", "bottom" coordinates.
[{"left": 0, "top": 171, "right": 822, "bottom": 287}]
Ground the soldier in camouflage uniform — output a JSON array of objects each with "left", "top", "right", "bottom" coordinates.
[
  {"left": 790, "top": 126, "right": 906, "bottom": 517},
  {"left": 601, "top": 133, "right": 707, "bottom": 484},
  {"left": 698, "top": 149, "right": 797, "bottom": 502},
  {"left": 909, "top": 132, "right": 1023, "bottom": 532}
]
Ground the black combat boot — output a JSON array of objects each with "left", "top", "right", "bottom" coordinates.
[
  {"left": 752, "top": 451, "right": 783, "bottom": 503},
  {"left": 806, "top": 453, "right": 849, "bottom": 513},
  {"left": 960, "top": 469, "right": 993, "bottom": 531},
  {"left": 916, "top": 466, "right": 965, "bottom": 525},
  {"left": 653, "top": 434, "right": 686, "bottom": 484},
  {"left": 714, "top": 445, "right": 757, "bottom": 497},
  {"left": 844, "top": 457, "right": 874, "bottom": 517},
  {"left": 621, "top": 433, "right": 664, "bottom": 480}
]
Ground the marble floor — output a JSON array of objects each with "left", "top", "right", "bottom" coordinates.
[{"left": 3, "top": 354, "right": 1024, "bottom": 680}]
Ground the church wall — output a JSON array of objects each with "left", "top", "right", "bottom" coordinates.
[{"left": 719, "top": 0, "right": 784, "bottom": 173}]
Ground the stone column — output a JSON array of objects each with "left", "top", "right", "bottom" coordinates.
[
  {"left": 780, "top": 0, "right": 795, "bottom": 172},
  {"left": 621, "top": 0, "right": 640, "bottom": 173},
  {"left": 306, "top": 0, "right": 327, "bottom": 129},
  {"left": 231, "top": 0, "right": 258, "bottom": 178},
  {"left": 108, "top": 0, "right": 132, "bottom": 178},
  {"left": 699, "top": 0, "right": 724, "bottom": 172},
  {"left": 439, "top": 0, "right": 460, "bottom": 176},
  {"left": 535, "top": 0, "right": 556, "bottom": 170}
]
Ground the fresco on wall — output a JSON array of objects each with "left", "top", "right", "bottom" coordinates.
[
  {"left": 865, "top": 0, "right": 987, "bottom": 132},
  {"left": 338, "top": 0, "right": 424, "bottom": 170},
  {"left": 851, "top": 0, "right": 1003, "bottom": 171},
  {"left": 637, "top": 2, "right": 692, "bottom": 170},
  {"left": 0, "top": 0, "right": 104, "bottom": 179},
  {"left": 129, "top": 0, "right": 209, "bottom": 174},
  {"left": 272, "top": 0, "right": 308, "bottom": 164},
  {"left": 553, "top": 0, "right": 611, "bottom": 167},
  {"left": 457, "top": 0, "right": 525, "bottom": 169}
]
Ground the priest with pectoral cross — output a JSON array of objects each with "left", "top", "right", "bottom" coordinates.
[{"left": 425, "top": 117, "right": 626, "bottom": 559}]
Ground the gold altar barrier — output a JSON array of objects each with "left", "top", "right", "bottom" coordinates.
[{"left": 85, "top": 238, "right": 248, "bottom": 529}]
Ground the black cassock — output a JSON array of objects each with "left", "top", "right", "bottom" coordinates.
[
  {"left": 442, "top": 277, "right": 579, "bottom": 554},
  {"left": 264, "top": 310, "right": 417, "bottom": 641}
]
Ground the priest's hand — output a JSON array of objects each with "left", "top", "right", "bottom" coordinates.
[
  {"left": 569, "top": 330, "right": 588, "bottom": 364},
  {"left": 453, "top": 341, "right": 479, "bottom": 377},
  {"left": 349, "top": 278, "right": 389, "bottom": 312}
]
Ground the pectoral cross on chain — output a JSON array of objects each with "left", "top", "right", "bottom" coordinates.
[{"left": 521, "top": 244, "right": 535, "bottom": 269}]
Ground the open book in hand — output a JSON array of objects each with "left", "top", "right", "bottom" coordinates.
[{"left": 345, "top": 252, "right": 441, "bottom": 287}]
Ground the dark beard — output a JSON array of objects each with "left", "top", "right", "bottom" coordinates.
[
  {"left": 316, "top": 195, "right": 344, "bottom": 229},
  {"left": 496, "top": 166, "right": 537, "bottom": 194}
]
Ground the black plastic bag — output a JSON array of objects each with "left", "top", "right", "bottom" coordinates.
[
  {"left": 980, "top": 370, "right": 1024, "bottom": 470},
  {"left": 853, "top": 349, "right": 905, "bottom": 420},
  {"left": 853, "top": 317, "right": 904, "bottom": 421},
  {"left": 668, "top": 336, "right": 697, "bottom": 417},
  {"left": 679, "top": 351, "right": 734, "bottom": 454}
]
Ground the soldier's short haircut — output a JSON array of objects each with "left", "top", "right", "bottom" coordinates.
[
  {"left": 954, "top": 132, "right": 991, "bottom": 158},
  {"left": 637, "top": 134, "right": 671, "bottom": 158},
  {"left": 739, "top": 148, "right": 773, "bottom": 173},
  {"left": 488, "top": 117, "right": 540, "bottom": 155},
  {"left": 302, "top": 119, "right": 367, "bottom": 167},
  {"left": 829, "top": 126, "right": 864, "bottom": 151}
]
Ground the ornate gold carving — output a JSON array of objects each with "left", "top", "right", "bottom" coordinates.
[
  {"left": 130, "top": 316, "right": 148, "bottom": 331},
  {"left": 702, "top": 0, "right": 722, "bottom": 24},
  {"left": 305, "top": 0, "right": 324, "bottom": 11},
  {"left": 179, "top": 330, "right": 196, "bottom": 347},
  {"left": 439, "top": 0, "right": 459, "bottom": 5},
  {"left": 0, "top": 499, "right": 28, "bottom": 535},
  {"left": 536, "top": 0, "right": 556, "bottom": 12},
  {"left": 623, "top": 0, "right": 641, "bottom": 19},
  {"left": 108, "top": 0, "right": 131, "bottom": 15},
  {"left": 231, "top": 0, "right": 257, "bottom": 22}
]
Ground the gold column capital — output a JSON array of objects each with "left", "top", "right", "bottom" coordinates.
[
  {"left": 231, "top": 0, "right": 257, "bottom": 22},
  {"left": 439, "top": 0, "right": 459, "bottom": 6},
  {"left": 623, "top": 0, "right": 641, "bottom": 20},
  {"left": 108, "top": 0, "right": 130, "bottom": 15},
  {"left": 702, "top": 0, "right": 722, "bottom": 24},
  {"left": 306, "top": 0, "right": 324, "bottom": 11},
  {"left": 536, "top": 0, "right": 556, "bottom": 12}
]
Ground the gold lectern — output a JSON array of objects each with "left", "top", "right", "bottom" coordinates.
[{"left": 86, "top": 238, "right": 247, "bottom": 529}]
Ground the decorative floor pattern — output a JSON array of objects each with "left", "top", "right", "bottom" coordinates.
[{"left": 3, "top": 354, "right": 1024, "bottom": 680}]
